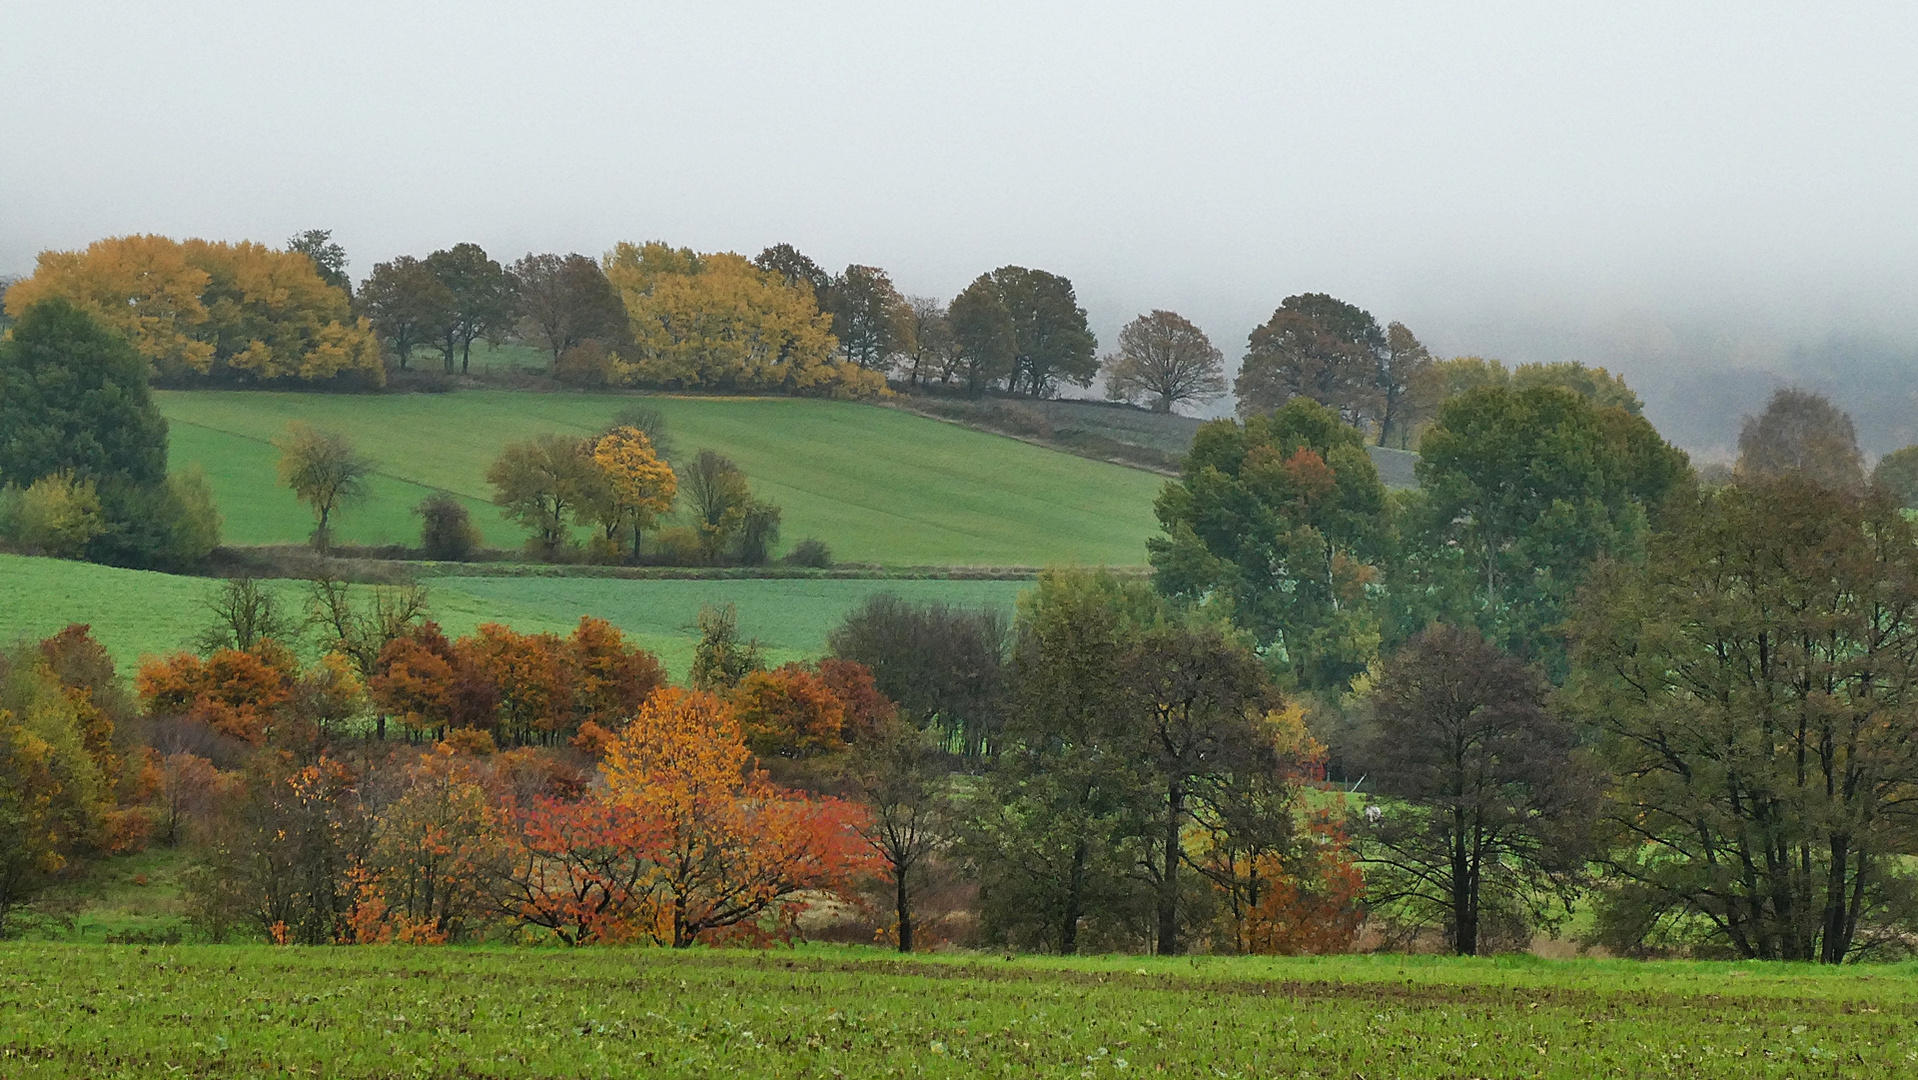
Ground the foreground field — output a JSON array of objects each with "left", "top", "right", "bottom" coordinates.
[
  {"left": 0, "top": 945, "right": 1911, "bottom": 1078},
  {"left": 0, "top": 554, "right": 1027, "bottom": 679},
  {"left": 156, "top": 389, "right": 1163, "bottom": 566}
]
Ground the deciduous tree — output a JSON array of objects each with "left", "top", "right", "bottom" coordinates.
[
  {"left": 1150, "top": 397, "right": 1390, "bottom": 690},
  {"left": 828, "top": 594, "right": 1010, "bottom": 756},
  {"left": 5, "top": 234, "right": 381, "bottom": 385},
  {"left": 275, "top": 422, "right": 373, "bottom": 551},
  {"left": 286, "top": 230, "right": 350, "bottom": 295},
  {"left": 1357, "top": 626, "right": 1591, "bottom": 955},
  {"left": 1735, "top": 387, "right": 1865, "bottom": 491},
  {"left": 424, "top": 243, "right": 514, "bottom": 374},
  {"left": 508, "top": 253, "right": 627, "bottom": 367},
  {"left": 485, "top": 434, "right": 596, "bottom": 558},
  {"left": 1371, "top": 321, "right": 1433, "bottom": 447},
  {"left": 827, "top": 264, "right": 914, "bottom": 373},
  {"left": 1233, "top": 293, "right": 1383, "bottom": 424},
  {"left": 1101, "top": 310, "right": 1226, "bottom": 414},
  {"left": 587, "top": 426, "right": 676, "bottom": 561},
  {"left": 1570, "top": 478, "right": 1918, "bottom": 962}
]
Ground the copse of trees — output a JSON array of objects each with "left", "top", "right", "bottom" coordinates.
[
  {"left": 0, "top": 298, "right": 221, "bottom": 568},
  {"left": 3, "top": 234, "right": 381, "bottom": 386}
]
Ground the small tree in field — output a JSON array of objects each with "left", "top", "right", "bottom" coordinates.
[
  {"left": 416, "top": 493, "right": 481, "bottom": 561},
  {"left": 275, "top": 423, "right": 372, "bottom": 551}
]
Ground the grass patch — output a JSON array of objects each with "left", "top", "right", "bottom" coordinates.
[
  {"left": 0, "top": 554, "right": 1025, "bottom": 681},
  {"left": 156, "top": 389, "right": 1163, "bottom": 566},
  {"left": 1, "top": 943, "right": 1912, "bottom": 1076}
]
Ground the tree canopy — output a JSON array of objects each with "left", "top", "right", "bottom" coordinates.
[{"left": 5, "top": 234, "right": 381, "bottom": 385}]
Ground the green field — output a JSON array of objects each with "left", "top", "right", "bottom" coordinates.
[
  {"left": 0, "top": 554, "right": 1026, "bottom": 679},
  {"left": 156, "top": 389, "right": 1164, "bottom": 566},
  {"left": 1, "top": 944, "right": 1911, "bottom": 1077}
]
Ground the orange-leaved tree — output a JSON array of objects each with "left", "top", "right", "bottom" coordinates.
[
  {"left": 495, "top": 796, "right": 660, "bottom": 945},
  {"left": 731, "top": 664, "right": 847, "bottom": 759},
  {"left": 361, "top": 742, "right": 512, "bottom": 943},
  {"left": 566, "top": 616, "right": 664, "bottom": 752},
  {"left": 600, "top": 687, "right": 874, "bottom": 946},
  {"left": 136, "top": 642, "right": 300, "bottom": 746},
  {"left": 461, "top": 624, "right": 571, "bottom": 746}
]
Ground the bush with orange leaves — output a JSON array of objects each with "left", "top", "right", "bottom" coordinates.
[
  {"left": 369, "top": 618, "right": 663, "bottom": 748},
  {"left": 356, "top": 744, "right": 512, "bottom": 943},
  {"left": 137, "top": 643, "right": 298, "bottom": 746},
  {"left": 500, "top": 688, "right": 875, "bottom": 947}
]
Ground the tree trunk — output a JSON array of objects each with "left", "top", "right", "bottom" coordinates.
[
  {"left": 1157, "top": 779, "right": 1183, "bottom": 955},
  {"left": 1061, "top": 839, "right": 1087, "bottom": 955},
  {"left": 895, "top": 865, "right": 913, "bottom": 953},
  {"left": 1452, "top": 814, "right": 1476, "bottom": 955}
]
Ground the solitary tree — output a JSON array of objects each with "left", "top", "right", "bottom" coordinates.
[
  {"left": 0, "top": 297, "right": 169, "bottom": 491},
  {"left": 845, "top": 719, "right": 951, "bottom": 952},
  {"left": 484, "top": 434, "right": 596, "bottom": 558},
  {"left": 1735, "top": 387, "right": 1865, "bottom": 491},
  {"left": 588, "top": 426, "right": 677, "bottom": 561},
  {"left": 1358, "top": 625, "right": 1591, "bottom": 955},
  {"left": 1101, "top": 310, "right": 1226, "bottom": 414},
  {"left": 681, "top": 450, "right": 751, "bottom": 564},
  {"left": 275, "top": 423, "right": 372, "bottom": 551}
]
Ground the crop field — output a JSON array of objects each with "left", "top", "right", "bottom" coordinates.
[
  {"left": 0, "top": 554, "right": 1026, "bottom": 679},
  {"left": 155, "top": 390, "right": 1163, "bottom": 566},
  {"left": 1, "top": 945, "right": 1912, "bottom": 1078}
]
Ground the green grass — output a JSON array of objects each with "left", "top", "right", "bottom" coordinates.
[
  {"left": 0, "top": 554, "right": 1025, "bottom": 680},
  {"left": 2, "top": 944, "right": 1913, "bottom": 1077},
  {"left": 156, "top": 389, "right": 1164, "bottom": 566}
]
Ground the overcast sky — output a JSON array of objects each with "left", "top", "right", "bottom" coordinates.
[{"left": 5, "top": 2, "right": 1916, "bottom": 454}]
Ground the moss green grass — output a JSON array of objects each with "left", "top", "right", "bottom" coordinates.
[
  {"left": 1, "top": 943, "right": 1911, "bottom": 1077},
  {"left": 0, "top": 554, "right": 1024, "bottom": 680},
  {"left": 156, "top": 389, "right": 1163, "bottom": 566}
]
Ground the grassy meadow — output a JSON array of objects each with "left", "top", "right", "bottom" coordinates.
[
  {"left": 2, "top": 943, "right": 1912, "bottom": 1078},
  {"left": 0, "top": 553, "right": 1027, "bottom": 680},
  {"left": 156, "top": 389, "right": 1164, "bottom": 566}
]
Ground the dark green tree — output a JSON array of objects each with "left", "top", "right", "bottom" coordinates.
[
  {"left": 828, "top": 264, "right": 913, "bottom": 373},
  {"left": 424, "top": 243, "right": 515, "bottom": 374},
  {"left": 0, "top": 298, "right": 168, "bottom": 490},
  {"left": 1150, "top": 397, "right": 1390, "bottom": 691},
  {"left": 828, "top": 594, "right": 1010, "bottom": 757},
  {"left": 752, "top": 243, "right": 831, "bottom": 298},
  {"left": 1570, "top": 479, "right": 1918, "bottom": 962},
  {"left": 1356, "top": 625, "right": 1591, "bottom": 955},
  {"left": 968, "top": 569, "right": 1159, "bottom": 953},
  {"left": 358, "top": 256, "right": 453, "bottom": 372},
  {"left": 1393, "top": 384, "right": 1688, "bottom": 670},
  {"left": 1233, "top": 293, "right": 1383, "bottom": 425},
  {"left": 286, "top": 230, "right": 351, "bottom": 295},
  {"left": 507, "top": 253, "right": 626, "bottom": 368},
  {"left": 947, "top": 278, "right": 1016, "bottom": 396}
]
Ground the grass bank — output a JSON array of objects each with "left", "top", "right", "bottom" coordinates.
[
  {"left": 0, "top": 943, "right": 1910, "bottom": 1077},
  {"left": 157, "top": 389, "right": 1162, "bottom": 567}
]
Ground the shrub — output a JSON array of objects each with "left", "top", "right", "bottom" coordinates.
[
  {"left": 783, "top": 537, "right": 833, "bottom": 568},
  {"left": 9, "top": 472, "right": 104, "bottom": 558},
  {"left": 732, "top": 501, "right": 782, "bottom": 566},
  {"left": 555, "top": 339, "right": 615, "bottom": 387},
  {"left": 417, "top": 493, "right": 480, "bottom": 561}
]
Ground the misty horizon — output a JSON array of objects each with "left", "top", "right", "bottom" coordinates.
[{"left": 6, "top": 2, "right": 1914, "bottom": 456}]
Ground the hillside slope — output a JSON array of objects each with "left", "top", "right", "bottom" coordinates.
[
  {"left": 157, "top": 391, "right": 1163, "bottom": 566},
  {"left": 0, "top": 554, "right": 1027, "bottom": 680}
]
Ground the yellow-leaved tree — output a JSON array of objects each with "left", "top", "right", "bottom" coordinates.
[
  {"left": 4, "top": 235, "right": 382, "bottom": 385},
  {"left": 589, "top": 426, "right": 677, "bottom": 560},
  {"left": 603, "top": 241, "right": 883, "bottom": 397}
]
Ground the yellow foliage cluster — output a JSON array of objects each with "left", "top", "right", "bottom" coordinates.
[
  {"left": 4, "top": 234, "right": 382, "bottom": 385},
  {"left": 604, "top": 241, "right": 884, "bottom": 398}
]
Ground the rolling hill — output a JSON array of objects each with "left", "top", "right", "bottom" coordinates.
[
  {"left": 156, "top": 390, "right": 1164, "bottom": 566},
  {"left": 0, "top": 553, "right": 1029, "bottom": 680}
]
